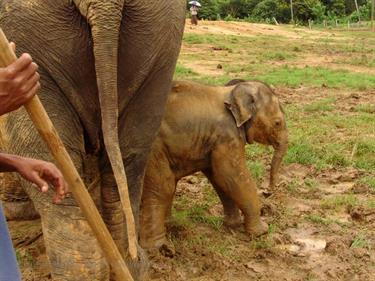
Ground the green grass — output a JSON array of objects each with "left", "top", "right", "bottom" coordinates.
[
  {"left": 305, "top": 214, "right": 331, "bottom": 225},
  {"left": 304, "top": 178, "right": 319, "bottom": 191},
  {"left": 258, "top": 51, "right": 296, "bottom": 62},
  {"left": 367, "top": 200, "right": 375, "bottom": 209},
  {"left": 336, "top": 55, "right": 375, "bottom": 68},
  {"left": 174, "top": 64, "right": 199, "bottom": 79},
  {"left": 256, "top": 66, "right": 375, "bottom": 89},
  {"left": 245, "top": 143, "right": 272, "bottom": 159},
  {"left": 287, "top": 180, "right": 300, "bottom": 193},
  {"left": 282, "top": 104, "right": 375, "bottom": 171},
  {"left": 353, "top": 140, "right": 375, "bottom": 170},
  {"left": 284, "top": 141, "right": 322, "bottom": 166},
  {"left": 189, "top": 204, "right": 223, "bottom": 230},
  {"left": 172, "top": 201, "right": 223, "bottom": 231},
  {"left": 303, "top": 98, "right": 336, "bottom": 112},
  {"left": 354, "top": 104, "right": 375, "bottom": 113},
  {"left": 321, "top": 195, "right": 358, "bottom": 210},
  {"left": 358, "top": 176, "right": 375, "bottom": 192},
  {"left": 350, "top": 234, "right": 370, "bottom": 249},
  {"left": 247, "top": 161, "right": 266, "bottom": 183}
]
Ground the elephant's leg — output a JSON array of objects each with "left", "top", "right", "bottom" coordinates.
[
  {"left": 139, "top": 148, "right": 176, "bottom": 250},
  {"left": 100, "top": 155, "right": 126, "bottom": 257},
  {"left": 9, "top": 128, "right": 109, "bottom": 281},
  {"left": 203, "top": 169, "right": 242, "bottom": 229},
  {"left": 5, "top": 78, "right": 109, "bottom": 280},
  {"left": 0, "top": 119, "right": 38, "bottom": 220},
  {"left": 116, "top": 61, "right": 182, "bottom": 277},
  {"left": 39, "top": 200, "right": 109, "bottom": 280},
  {"left": 0, "top": 172, "right": 39, "bottom": 220},
  {"left": 210, "top": 145, "right": 268, "bottom": 237}
]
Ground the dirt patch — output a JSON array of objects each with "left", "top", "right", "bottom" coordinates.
[{"left": 186, "top": 20, "right": 330, "bottom": 40}]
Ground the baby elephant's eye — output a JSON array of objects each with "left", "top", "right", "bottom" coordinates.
[{"left": 274, "top": 120, "right": 282, "bottom": 127}]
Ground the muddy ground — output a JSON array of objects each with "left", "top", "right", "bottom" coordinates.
[{"left": 6, "top": 21, "right": 375, "bottom": 281}]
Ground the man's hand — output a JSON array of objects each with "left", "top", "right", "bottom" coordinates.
[
  {"left": 0, "top": 42, "right": 40, "bottom": 115},
  {"left": 16, "top": 158, "right": 68, "bottom": 203},
  {"left": 0, "top": 153, "right": 68, "bottom": 203}
]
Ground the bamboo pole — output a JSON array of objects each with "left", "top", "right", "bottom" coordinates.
[{"left": 0, "top": 28, "right": 133, "bottom": 281}]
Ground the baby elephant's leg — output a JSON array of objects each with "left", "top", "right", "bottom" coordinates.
[
  {"left": 211, "top": 145, "right": 268, "bottom": 237},
  {"left": 139, "top": 151, "right": 176, "bottom": 250},
  {"left": 203, "top": 169, "right": 242, "bottom": 228}
]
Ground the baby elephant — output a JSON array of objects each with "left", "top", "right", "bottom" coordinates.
[{"left": 140, "top": 80, "right": 288, "bottom": 250}]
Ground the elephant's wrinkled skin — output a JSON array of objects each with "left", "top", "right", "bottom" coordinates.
[
  {"left": 140, "top": 80, "right": 288, "bottom": 250},
  {"left": 0, "top": 0, "right": 185, "bottom": 280}
]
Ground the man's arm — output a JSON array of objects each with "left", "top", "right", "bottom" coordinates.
[{"left": 0, "top": 153, "right": 68, "bottom": 203}]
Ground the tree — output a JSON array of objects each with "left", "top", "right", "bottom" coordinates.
[{"left": 251, "top": 0, "right": 291, "bottom": 22}]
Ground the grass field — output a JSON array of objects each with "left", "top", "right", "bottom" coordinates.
[
  {"left": 10, "top": 20, "right": 375, "bottom": 281},
  {"left": 155, "top": 21, "right": 375, "bottom": 281}
]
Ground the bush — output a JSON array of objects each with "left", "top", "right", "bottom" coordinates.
[
  {"left": 189, "top": 0, "right": 371, "bottom": 23},
  {"left": 251, "top": 0, "right": 291, "bottom": 23},
  {"left": 311, "top": 1, "right": 327, "bottom": 22},
  {"left": 220, "top": 0, "right": 260, "bottom": 18},
  {"left": 358, "top": 0, "right": 372, "bottom": 20},
  {"left": 195, "top": 0, "right": 221, "bottom": 20},
  {"left": 321, "top": 0, "right": 346, "bottom": 16}
]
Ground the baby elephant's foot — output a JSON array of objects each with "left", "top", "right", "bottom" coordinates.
[
  {"left": 223, "top": 215, "right": 243, "bottom": 229},
  {"left": 159, "top": 241, "right": 175, "bottom": 258},
  {"left": 147, "top": 242, "right": 175, "bottom": 259},
  {"left": 245, "top": 219, "right": 268, "bottom": 237},
  {"left": 142, "top": 237, "right": 175, "bottom": 258}
]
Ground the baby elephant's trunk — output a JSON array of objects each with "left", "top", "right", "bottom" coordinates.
[{"left": 269, "top": 135, "right": 288, "bottom": 189}]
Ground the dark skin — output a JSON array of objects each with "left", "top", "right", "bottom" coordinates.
[
  {"left": 0, "top": 154, "right": 67, "bottom": 203},
  {"left": 0, "top": 43, "right": 40, "bottom": 115},
  {"left": 140, "top": 80, "right": 288, "bottom": 251},
  {"left": 0, "top": 43, "right": 67, "bottom": 203}
]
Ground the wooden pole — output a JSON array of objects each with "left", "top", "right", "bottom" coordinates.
[
  {"left": 0, "top": 28, "right": 134, "bottom": 281},
  {"left": 371, "top": 0, "right": 374, "bottom": 32}
]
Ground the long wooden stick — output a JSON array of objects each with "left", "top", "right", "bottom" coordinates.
[{"left": 0, "top": 28, "right": 133, "bottom": 281}]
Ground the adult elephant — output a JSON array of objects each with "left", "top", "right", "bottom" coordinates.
[{"left": 0, "top": 0, "right": 185, "bottom": 280}]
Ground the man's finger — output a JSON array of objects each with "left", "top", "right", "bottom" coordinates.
[
  {"left": 9, "top": 42, "right": 15, "bottom": 52},
  {"left": 7, "top": 53, "right": 33, "bottom": 76},
  {"left": 19, "top": 72, "right": 40, "bottom": 95},
  {"left": 15, "top": 62, "right": 39, "bottom": 88},
  {"left": 30, "top": 172, "right": 49, "bottom": 193}
]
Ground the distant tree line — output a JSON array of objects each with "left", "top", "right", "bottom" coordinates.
[{"left": 191, "top": 0, "right": 373, "bottom": 24}]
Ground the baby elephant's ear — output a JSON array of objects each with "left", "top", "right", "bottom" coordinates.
[{"left": 224, "top": 84, "right": 256, "bottom": 127}]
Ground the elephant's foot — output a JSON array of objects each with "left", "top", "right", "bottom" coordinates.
[
  {"left": 2, "top": 200, "right": 39, "bottom": 220},
  {"left": 121, "top": 245, "right": 149, "bottom": 281},
  {"left": 159, "top": 240, "right": 175, "bottom": 258},
  {"left": 245, "top": 219, "right": 268, "bottom": 237},
  {"left": 223, "top": 214, "right": 242, "bottom": 229},
  {"left": 140, "top": 233, "right": 175, "bottom": 258}
]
